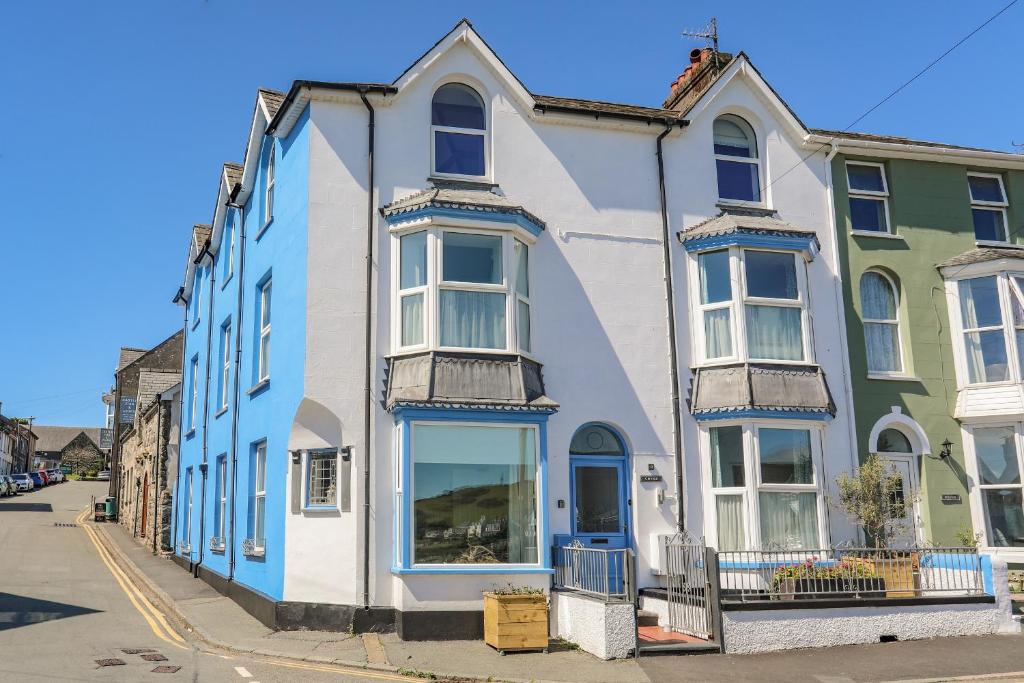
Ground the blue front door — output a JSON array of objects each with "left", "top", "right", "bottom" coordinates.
[{"left": 570, "top": 457, "right": 628, "bottom": 549}]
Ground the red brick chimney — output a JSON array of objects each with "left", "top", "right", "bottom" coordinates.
[{"left": 663, "top": 47, "right": 732, "bottom": 112}]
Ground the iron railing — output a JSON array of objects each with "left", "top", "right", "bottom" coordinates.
[
  {"left": 553, "top": 543, "right": 635, "bottom": 602},
  {"left": 716, "top": 546, "right": 985, "bottom": 603}
]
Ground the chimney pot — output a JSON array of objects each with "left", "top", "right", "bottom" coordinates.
[{"left": 689, "top": 48, "right": 703, "bottom": 64}]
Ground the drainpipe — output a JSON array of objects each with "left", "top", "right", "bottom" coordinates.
[
  {"left": 153, "top": 398, "right": 162, "bottom": 554},
  {"left": 227, "top": 200, "right": 246, "bottom": 581},
  {"left": 656, "top": 122, "right": 686, "bottom": 532},
  {"left": 171, "top": 288, "right": 188, "bottom": 555},
  {"left": 194, "top": 244, "right": 217, "bottom": 575},
  {"left": 359, "top": 89, "right": 376, "bottom": 612}
]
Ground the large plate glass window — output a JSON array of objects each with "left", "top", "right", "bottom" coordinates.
[
  {"left": 958, "top": 276, "right": 1008, "bottom": 383},
  {"left": 411, "top": 423, "right": 537, "bottom": 565},
  {"left": 846, "top": 162, "right": 890, "bottom": 233},
  {"left": 432, "top": 83, "right": 486, "bottom": 178},
  {"left": 713, "top": 115, "right": 761, "bottom": 203},
  {"left": 860, "top": 271, "right": 903, "bottom": 374},
  {"left": 743, "top": 251, "right": 804, "bottom": 361},
  {"left": 973, "top": 426, "right": 1024, "bottom": 547},
  {"left": 968, "top": 174, "right": 1008, "bottom": 242}
]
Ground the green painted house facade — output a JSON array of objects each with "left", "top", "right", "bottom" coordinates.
[{"left": 829, "top": 140, "right": 1024, "bottom": 557}]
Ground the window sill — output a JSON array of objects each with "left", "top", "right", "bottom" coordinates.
[
  {"left": 301, "top": 505, "right": 340, "bottom": 515},
  {"left": 391, "top": 566, "right": 554, "bottom": 575},
  {"left": 214, "top": 406, "right": 228, "bottom": 419},
  {"left": 851, "top": 230, "right": 904, "bottom": 240},
  {"left": 246, "top": 379, "right": 270, "bottom": 397},
  {"left": 255, "top": 219, "right": 273, "bottom": 241},
  {"left": 976, "top": 240, "right": 1024, "bottom": 250},
  {"left": 427, "top": 175, "right": 495, "bottom": 189},
  {"left": 184, "top": 429, "right": 196, "bottom": 440},
  {"left": 221, "top": 273, "right": 233, "bottom": 290},
  {"left": 191, "top": 318, "right": 202, "bottom": 330},
  {"left": 715, "top": 201, "right": 773, "bottom": 216},
  {"left": 867, "top": 373, "right": 923, "bottom": 383}
]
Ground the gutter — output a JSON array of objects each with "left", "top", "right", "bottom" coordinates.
[
  {"left": 267, "top": 81, "right": 396, "bottom": 136},
  {"left": 806, "top": 134, "right": 1024, "bottom": 168},
  {"left": 359, "top": 89, "right": 376, "bottom": 612},
  {"left": 533, "top": 105, "right": 686, "bottom": 128},
  {"left": 171, "top": 299, "right": 189, "bottom": 555},
  {"left": 193, "top": 245, "right": 217, "bottom": 575},
  {"left": 226, "top": 196, "right": 246, "bottom": 581},
  {"left": 655, "top": 122, "right": 687, "bottom": 532}
]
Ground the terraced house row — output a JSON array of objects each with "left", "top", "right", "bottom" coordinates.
[{"left": 161, "top": 20, "right": 1023, "bottom": 653}]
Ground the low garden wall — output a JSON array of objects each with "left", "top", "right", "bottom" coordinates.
[{"left": 549, "top": 589, "right": 635, "bottom": 660}]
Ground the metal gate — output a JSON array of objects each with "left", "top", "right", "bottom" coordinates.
[{"left": 664, "top": 534, "right": 714, "bottom": 640}]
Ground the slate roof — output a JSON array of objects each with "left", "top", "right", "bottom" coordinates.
[
  {"left": 385, "top": 352, "right": 558, "bottom": 411},
  {"left": 259, "top": 88, "right": 286, "bottom": 119},
  {"left": 936, "top": 246, "right": 1024, "bottom": 269},
  {"left": 118, "top": 348, "right": 147, "bottom": 371},
  {"left": 679, "top": 212, "right": 818, "bottom": 242},
  {"left": 381, "top": 186, "right": 546, "bottom": 230},
  {"left": 136, "top": 370, "right": 181, "bottom": 414},
  {"left": 532, "top": 95, "right": 683, "bottom": 123},
  {"left": 690, "top": 364, "right": 835, "bottom": 416},
  {"left": 193, "top": 223, "right": 212, "bottom": 246},
  {"left": 811, "top": 128, "right": 1019, "bottom": 156},
  {"left": 224, "top": 162, "right": 243, "bottom": 189},
  {"left": 33, "top": 426, "right": 103, "bottom": 453}
]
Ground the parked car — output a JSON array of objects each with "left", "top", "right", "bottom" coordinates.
[
  {"left": 37, "top": 470, "right": 49, "bottom": 486},
  {"left": 46, "top": 469, "right": 63, "bottom": 483},
  {"left": 12, "top": 473, "right": 33, "bottom": 491},
  {"left": 29, "top": 472, "right": 44, "bottom": 488},
  {"left": 97, "top": 470, "right": 111, "bottom": 481},
  {"left": 4, "top": 475, "right": 18, "bottom": 495}
]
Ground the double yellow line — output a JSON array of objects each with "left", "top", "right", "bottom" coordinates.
[{"left": 76, "top": 508, "right": 187, "bottom": 650}]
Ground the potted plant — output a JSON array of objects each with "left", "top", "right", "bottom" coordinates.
[
  {"left": 835, "top": 454, "right": 920, "bottom": 597},
  {"left": 483, "top": 584, "right": 548, "bottom": 655},
  {"left": 772, "top": 557, "right": 882, "bottom": 599}
]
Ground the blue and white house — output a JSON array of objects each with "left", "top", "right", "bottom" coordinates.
[{"left": 168, "top": 20, "right": 897, "bottom": 645}]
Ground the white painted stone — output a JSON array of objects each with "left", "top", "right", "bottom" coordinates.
[{"left": 551, "top": 591, "right": 635, "bottom": 660}]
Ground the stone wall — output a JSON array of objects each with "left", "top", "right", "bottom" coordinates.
[{"left": 118, "top": 399, "right": 174, "bottom": 553}]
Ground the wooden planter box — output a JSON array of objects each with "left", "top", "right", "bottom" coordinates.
[
  {"left": 483, "top": 592, "right": 548, "bottom": 655},
  {"left": 866, "top": 555, "right": 920, "bottom": 598}
]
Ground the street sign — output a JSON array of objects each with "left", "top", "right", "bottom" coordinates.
[{"left": 99, "top": 428, "right": 113, "bottom": 450}]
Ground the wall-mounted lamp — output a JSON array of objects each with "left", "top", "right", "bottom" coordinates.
[
  {"left": 290, "top": 450, "right": 302, "bottom": 465},
  {"left": 340, "top": 446, "right": 353, "bottom": 461},
  {"left": 940, "top": 439, "right": 954, "bottom": 460}
]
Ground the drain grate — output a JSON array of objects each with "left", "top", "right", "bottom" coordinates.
[
  {"left": 122, "top": 648, "right": 157, "bottom": 654},
  {"left": 54, "top": 522, "right": 78, "bottom": 527},
  {"left": 152, "top": 665, "right": 181, "bottom": 674},
  {"left": 141, "top": 654, "right": 168, "bottom": 662},
  {"left": 95, "top": 659, "right": 126, "bottom": 667}
]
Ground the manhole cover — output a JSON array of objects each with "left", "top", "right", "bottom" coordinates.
[
  {"left": 141, "top": 654, "right": 168, "bottom": 662},
  {"left": 122, "top": 648, "right": 157, "bottom": 654},
  {"left": 95, "top": 659, "right": 126, "bottom": 667},
  {"left": 152, "top": 665, "right": 181, "bottom": 673},
  {"left": 54, "top": 522, "right": 77, "bottom": 527}
]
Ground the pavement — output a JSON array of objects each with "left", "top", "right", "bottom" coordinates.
[{"left": 8, "top": 481, "right": 1024, "bottom": 682}]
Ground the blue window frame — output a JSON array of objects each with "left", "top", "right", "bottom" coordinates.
[{"left": 392, "top": 408, "right": 552, "bottom": 574}]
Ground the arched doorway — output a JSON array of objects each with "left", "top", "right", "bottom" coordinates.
[
  {"left": 869, "top": 409, "right": 927, "bottom": 546},
  {"left": 568, "top": 423, "right": 629, "bottom": 549}
]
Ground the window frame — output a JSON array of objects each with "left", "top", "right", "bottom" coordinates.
[
  {"left": 701, "top": 421, "right": 826, "bottom": 552},
  {"left": 219, "top": 320, "right": 231, "bottom": 413},
  {"left": 689, "top": 247, "right": 811, "bottom": 366},
  {"left": 391, "top": 226, "right": 534, "bottom": 356},
  {"left": 264, "top": 144, "right": 275, "bottom": 227},
  {"left": 252, "top": 442, "right": 267, "bottom": 551},
  {"left": 215, "top": 455, "right": 227, "bottom": 547},
  {"left": 964, "top": 422, "right": 1024, "bottom": 551},
  {"left": 222, "top": 212, "right": 236, "bottom": 286},
  {"left": 187, "top": 356, "right": 199, "bottom": 433},
  {"left": 190, "top": 269, "right": 203, "bottom": 329},
  {"left": 946, "top": 272, "right": 1024, "bottom": 388},
  {"left": 429, "top": 82, "right": 490, "bottom": 182},
  {"left": 860, "top": 270, "right": 906, "bottom": 378},
  {"left": 257, "top": 278, "right": 272, "bottom": 383},
  {"left": 968, "top": 172, "right": 1009, "bottom": 244},
  {"left": 712, "top": 114, "right": 764, "bottom": 207},
  {"left": 184, "top": 467, "right": 193, "bottom": 549},
  {"left": 304, "top": 448, "right": 339, "bottom": 510},
  {"left": 846, "top": 161, "right": 892, "bottom": 235}
]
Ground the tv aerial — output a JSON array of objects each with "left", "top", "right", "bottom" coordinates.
[{"left": 681, "top": 17, "right": 719, "bottom": 56}]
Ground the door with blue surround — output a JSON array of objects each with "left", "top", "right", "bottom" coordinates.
[{"left": 568, "top": 423, "right": 629, "bottom": 550}]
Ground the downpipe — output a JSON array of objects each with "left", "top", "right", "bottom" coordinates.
[
  {"left": 359, "top": 89, "right": 376, "bottom": 613},
  {"left": 193, "top": 244, "right": 217, "bottom": 575},
  {"left": 170, "top": 294, "right": 189, "bottom": 556},
  {"left": 227, "top": 200, "right": 247, "bottom": 581}
]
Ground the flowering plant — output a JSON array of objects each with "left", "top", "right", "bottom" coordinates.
[{"left": 771, "top": 557, "right": 877, "bottom": 588}]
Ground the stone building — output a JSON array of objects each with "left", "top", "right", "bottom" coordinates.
[
  {"left": 118, "top": 371, "right": 181, "bottom": 553},
  {"left": 32, "top": 426, "right": 105, "bottom": 472}
]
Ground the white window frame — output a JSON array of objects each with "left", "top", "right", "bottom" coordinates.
[
  {"left": 253, "top": 442, "right": 267, "bottom": 550},
  {"left": 430, "top": 83, "right": 490, "bottom": 182},
  {"left": 184, "top": 467, "right": 193, "bottom": 547},
  {"left": 701, "top": 421, "right": 827, "bottom": 552},
  {"left": 689, "top": 247, "right": 812, "bottom": 366},
  {"left": 391, "top": 225, "right": 534, "bottom": 356},
  {"left": 513, "top": 238, "right": 531, "bottom": 353},
  {"left": 963, "top": 422, "right": 1024, "bottom": 553},
  {"left": 946, "top": 271, "right": 1024, "bottom": 388},
  {"left": 861, "top": 270, "right": 906, "bottom": 378},
  {"left": 968, "top": 172, "right": 1009, "bottom": 244},
  {"left": 258, "top": 279, "right": 272, "bottom": 382},
  {"left": 405, "top": 420, "right": 542, "bottom": 568},
  {"left": 217, "top": 455, "right": 227, "bottom": 543},
  {"left": 304, "top": 449, "right": 339, "bottom": 510},
  {"left": 264, "top": 146, "right": 275, "bottom": 227},
  {"left": 223, "top": 214, "right": 236, "bottom": 285},
  {"left": 846, "top": 161, "right": 892, "bottom": 235},
  {"left": 713, "top": 114, "right": 764, "bottom": 208},
  {"left": 188, "top": 356, "right": 199, "bottom": 432},
  {"left": 219, "top": 322, "right": 231, "bottom": 412},
  {"left": 191, "top": 270, "right": 203, "bottom": 329}
]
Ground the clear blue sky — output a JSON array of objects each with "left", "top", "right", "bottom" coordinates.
[{"left": 1, "top": 0, "right": 1020, "bottom": 427}]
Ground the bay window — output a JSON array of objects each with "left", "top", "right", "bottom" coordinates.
[
  {"left": 705, "top": 424, "right": 823, "bottom": 551},
  {"left": 408, "top": 422, "right": 539, "bottom": 566},
  {"left": 970, "top": 425, "right": 1024, "bottom": 548},
  {"left": 950, "top": 273, "right": 1024, "bottom": 384},
  {"left": 394, "top": 228, "right": 531, "bottom": 354},
  {"left": 692, "top": 247, "right": 808, "bottom": 364}
]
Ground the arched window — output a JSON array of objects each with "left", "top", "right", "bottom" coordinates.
[
  {"left": 570, "top": 424, "right": 625, "bottom": 456},
  {"left": 431, "top": 83, "right": 486, "bottom": 178},
  {"left": 713, "top": 115, "right": 761, "bottom": 203},
  {"left": 877, "top": 428, "right": 913, "bottom": 453},
  {"left": 860, "top": 271, "right": 903, "bottom": 374}
]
